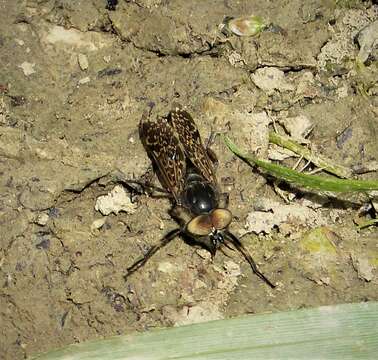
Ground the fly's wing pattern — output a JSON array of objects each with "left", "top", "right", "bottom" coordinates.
[
  {"left": 139, "top": 116, "right": 186, "bottom": 203},
  {"left": 168, "top": 108, "right": 217, "bottom": 186}
]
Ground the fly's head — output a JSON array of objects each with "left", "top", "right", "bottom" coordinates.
[{"left": 185, "top": 208, "right": 233, "bottom": 256}]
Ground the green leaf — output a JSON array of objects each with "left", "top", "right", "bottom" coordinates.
[
  {"left": 30, "top": 302, "right": 378, "bottom": 359},
  {"left": 224, "top": 136, "right": 378, "bottom": 193}
]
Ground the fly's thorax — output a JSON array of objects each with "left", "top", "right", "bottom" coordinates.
[{"left": 182, "top": 172, "right": 219, "bottom": 215}]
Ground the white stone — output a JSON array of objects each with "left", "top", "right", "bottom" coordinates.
[
  {"left": 78, "top": 53, "right": 89, "bottom": 70},
  {"left": 18, "top": 62, "right": 36, "bottom": 76},
  {"left": 91, "top": 218, "right": 106, "bottom": 231},
  {"left": 95, "top": 185, "right": 137, "bottom": 216},
  {"left": 36, "top": 213, "right": 49, "bottom": 226},
  {"left": 251, "top": 67, "right": 294, "bottom": 94},
  {"left": 78, "top": 76, "right": 91, "bottom": 85}
]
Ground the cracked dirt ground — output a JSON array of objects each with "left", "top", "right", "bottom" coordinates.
[{"left": 1, "top": 1, "right": 377, "bottom": 359}]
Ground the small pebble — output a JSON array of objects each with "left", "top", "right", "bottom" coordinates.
[
  {"left": 18, "top": 61, "right": 36, "bottom": 76},
  {"left": 36, "top": 238, "right": 50, "bottom": 250},
  {"left": 78, "top": 76, "right": 91, "bottom": 85},
  {"left": 95, "top": 185, "right": 137, "bottom": 216},
  {"left": 15, "top": 39, "right": 24, "bottom": 46},
  {"left": 158, "top": 261, "right": 175, "bottom": 273},
  {"left": 78, "top": 53, "right": 89, "bottom": 71},
  {"left": 91, "top": 218, "right": 106, "bottom": 231},
  {"left": 35, "top": 213, "right": 49, "bottom": 226}
]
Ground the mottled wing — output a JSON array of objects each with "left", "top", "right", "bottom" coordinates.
[
  {"left": 168, "top": 108, "right": 217, "bottom": 185},
  {"left": 139, "top": 117, "right": 186, "bottom": 203}
]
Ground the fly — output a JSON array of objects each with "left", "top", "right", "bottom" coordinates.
[{"left": 125, "top": 106, "right": 275, "bottom": 288}]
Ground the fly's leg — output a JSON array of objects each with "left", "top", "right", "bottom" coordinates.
[
  {"left": 113, "top": 170, "right": 172, "bottom": 199},
  {"left": 224, "top": 230, "right": 276, "bottom": 288},
  {"left": 123, "top": 179, "right": 172, "bottom": 199},
  {"left": 205, "top": 131, "right": 219, "bottom": 168},
  {"left": 124, "top": 228, "right": 181, "bottom": 279}
]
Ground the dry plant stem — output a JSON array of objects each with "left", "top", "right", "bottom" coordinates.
[{"left": 269, "top": 131, "right": 353, "bottom": 179}]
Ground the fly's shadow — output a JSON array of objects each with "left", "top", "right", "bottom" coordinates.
[{"left": 124, "top": 106, "right": 275, "bottom": 288}]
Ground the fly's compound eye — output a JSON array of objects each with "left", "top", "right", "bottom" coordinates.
[
  {"left": 186, "top": 214, "right": 213, "bottom": 236},
  {"left": 211, "top": 208, "right": 232, "bottom": 230},
  {"left": 186, "top": 209, "right": 232, "bottom": 236}
]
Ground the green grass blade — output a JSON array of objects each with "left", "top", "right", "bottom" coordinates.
[
  {"left": 224, "top": 136, "right": 378, "bottom": 192},
  {"left": 30, "top": 302, "right": 378, "bottom": 359}
]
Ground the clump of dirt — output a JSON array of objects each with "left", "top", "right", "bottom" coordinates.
[{"left": 1, "top": 1, "right": 377, "bottom": 359}]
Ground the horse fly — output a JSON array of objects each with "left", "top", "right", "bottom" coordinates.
[{"left": 125, "top": 107, "right": 275, "bottom": 288}]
